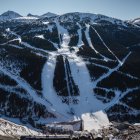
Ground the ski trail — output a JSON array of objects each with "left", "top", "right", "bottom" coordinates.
[
  {"left": 0, "top": 84, "right": 30, "bottom": 99},
  {"left": 85, "top": 24, "right": 99, "bottom": 54},
  {"left": 47, "top": 40, "right": 58, "bottom": 49},
  {"left": 57, "top": 23, "right": 105, "bottom": 115},
  {"left": 6, "top": 28, "right": 21, "bottom": 43},
  {"left": 76, "top": 23, "right": 84, "bottom": 47},
  {"left": 86, "top": 61, "right": 109, "bottom": 70},
  {"left": 5, "top": 28, "right": 56, "bottom": 55},
  {"left": 35, "top": 35, "right": 59, "bottom": 49},
  {"left": 8, "top": 44, "right": 23, "bottom": 49},
  {"left": 5, "top": 26, "right": 74, "bottom": 119},
  {"left": 93, "top": 52, "right": 131, "bottom": 89},
  {"left": 21, "top": 41, "right": 50, "bottom": 54},
  {"left": 91, "top": 26, "right": 122, "bottom": 64},
  {"left": 54, "top": 23, "right": 78, "bottom": 112},
  {"left": 42, "top": 54, "right": 57, "bottom": 101},
  {"left": 118, "top": 71, "right": 140, "bottom": 80},
  {"left": 84, "top": 24, "right": 112, "bottom": 61},
  {"left": 0, "top": 65, "right": 60, "bottom": 117},
  {"left": 104, "top": 87, "right": 139, "bottom": 111},
  {"left": 68, "top": 54, "right": 105, "bottom": 115},
  {"left": 119, "top": 102, "right": 140, "bottom": 113},
  {"left": 55, "top": 20, "right": 63, "bottom": 45},
  {"left": 41, "top": 54, "right": 72, "bottom": 119},
  {"left": 0, "top": 38, "right": 20, "bottom": 46},
  {"left": 131, "top": 23, "right": 140, "bottom": 29}
]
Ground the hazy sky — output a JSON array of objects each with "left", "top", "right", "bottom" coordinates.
[{"left": 0, "top": 0, "right": 139, "bottom": 20}]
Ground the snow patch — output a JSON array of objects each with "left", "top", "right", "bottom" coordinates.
[
  {"left": 35, "top": 34, "right": 45, "bottom": 39},
  {"left": 0, "top": 118, "right": 44, "bottom": 137}
]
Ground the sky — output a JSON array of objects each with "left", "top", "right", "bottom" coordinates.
[{"left": 0, "top": 0, "right": 139, "bottom": 20}]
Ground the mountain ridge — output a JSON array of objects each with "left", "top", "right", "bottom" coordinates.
[
  {"left": 0, "top": 11, "right": 127, "bottom": 25},
  {"left": 0, "top": 10, "right": 22, "bottom": 21}
]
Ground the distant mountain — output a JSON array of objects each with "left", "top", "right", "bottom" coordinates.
[
  {"left": 27, "top": 13, "right": 40, "bottom": 18},
  {"left": 0, "top": 10, "right": 22, "bottom": 21},
  {"left": 41, "top": 12, "right": 58, "bottom": 18}
]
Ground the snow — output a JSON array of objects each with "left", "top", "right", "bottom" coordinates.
[
  {"left": 0, "top": 118, "right": 44, "bottom": 138},
  {"left": 84, "top": 24, "right": 111, "bottom": 61},
  {"left": 76, "top": 23, "right": 84, "bottom": 47},
  {"left": 133, "top": 19, "right": 140, "bottom": 24},
  {"left": 82, "top": 111, "right": 110, "bottom": 132},
  {"left": 127, "top": 18, "right": 140, "bottom": 28},
  {"left": 91, "top": 26, "right": 122, "bottom": 64},
  {"left": 5, "top": 28, "right": 54, "bottom": 55},
  {"left": 41, "top": 54, "right": 73, "bottom": 120},
  {"left": 85, "top": 24, "right": 98, "bottom": 53},
  {"left": 56, "top": 25, "right": 132, "bottom": 124},
  {"left": 12, "top": 16, "right": 38, "bottom": 23},
  {"left": 89, "top": 62, "right": 109, "bottom": 70},
  {"left": 93, "top": 52, "right": 131, "bottom": 89},
  {"left": 0, "top": 64, "right": 61, "bottom": 118},
  {"left": 128, "top": 18, "right": 140, "bottom": 27},
  {"left": 34, "top": 34, "right": 58, "bottom": 50},
  {"left": 40, "top": 22, "right": 133, "bottom": 132},
  {"left": 0, "top": 11, "right": 139, "bottom": 140},
  {"left": 8, "top": 44, "right": 23, "bottom": 49},
  {"left": 5, "top": 26, "right": 58, "bottom": 52},
  {"left": 15, "top": 16, "right": 38, "bottom": 20},
  {"left": 55, "top": 20, "right": 66, "bottom": 45},
  {"left": 134, "top": 123, "right": 140, "bottom": 126},
  {"left": 103, "top": 87, "right": 140, "bottom": 118},
  {"left": 41, "top": 22, "right": 105, "bottom": 121},
  {"left": 42, "top": 22, "right": 75, "bottom": 118},
  {"left": 43, "top": 21, "right": 49, "bottom": 25},
  {"left": 0, "top": 38, "right": 20, "bottom": 46},
  {"left": 4, "top": 21, "right": 132, "bottom": 112},
  {"left": 0, "top": 15, "right": 135, "bottom": 134},
  {"left": 6, "top": 28, "right": 10, "bottom": 32},
  {"left": 59, "top": 12, "right": 127, "bottom": 27},
  {"left": 47, "top": 25, "right": 54, "bottom": 32},
  {"left": 6, "top": 28, "right": 21, "bottom": 43},
  {"left": 35, "top": 34, "right": 45, "bottom": 39},
  {"left": 0, "top": 11, "right": 21, "bottom": 21},
  {"left": 118, "top": 71, "right": 140, "bottom": 80},
  {"left": 0, "top": 11, "right": 127, "bottom": 27}
]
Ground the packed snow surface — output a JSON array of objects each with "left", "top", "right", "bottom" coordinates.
[{"left": 82, "top": 111, "right": 110, "bottom": 132}]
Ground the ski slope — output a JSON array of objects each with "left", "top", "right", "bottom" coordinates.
[{"left": 0, "top": 18, "right": 137, "bottom": 133}]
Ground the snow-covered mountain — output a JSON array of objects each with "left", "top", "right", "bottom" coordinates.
[
  {"left": 127, "top": 18, "right": 140, "bottom": 27},
  {"left": 0, "top": 11, "right": 22, "bottom": 21},
  {"left": 27, "top": 13, "right": 40, "bottom": 18},
  {"left": 0, "top": 11, "right": 140, "bottom": 135},
  {"left": 41, "top": 12, "right": 58, "bottom": 18}
]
